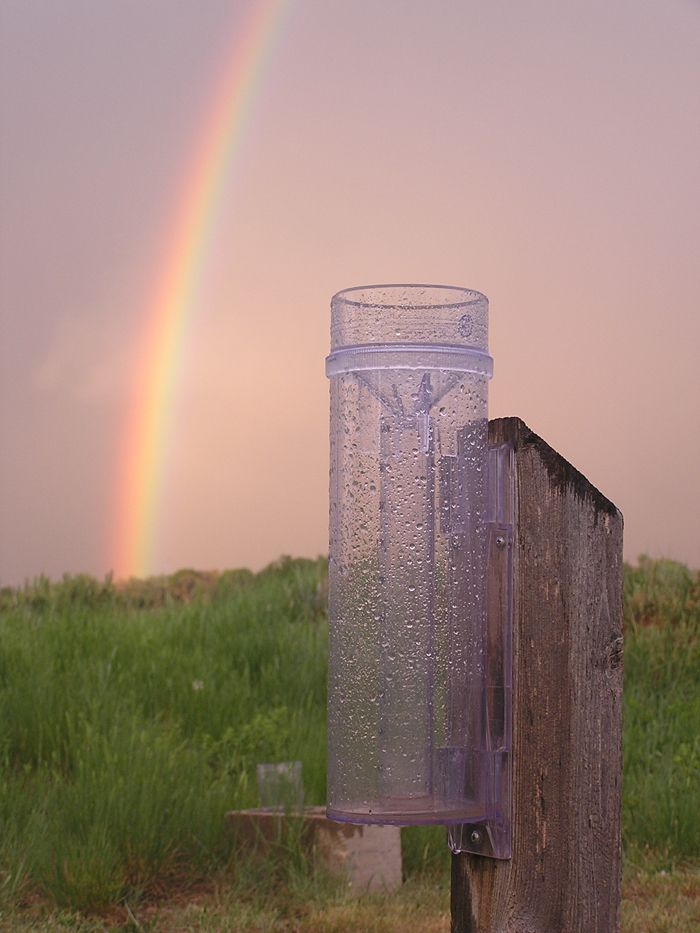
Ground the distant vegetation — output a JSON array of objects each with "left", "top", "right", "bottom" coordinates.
[
  {"left": 622, "top": 556, "right": 700, "bottom": 865},
  {"left": 0, "top": 556, "right": 697, "bottom": 926}
]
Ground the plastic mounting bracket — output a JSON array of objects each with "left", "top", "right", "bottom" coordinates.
[{"left": 448, "top": 441, "right": 515, "bottom": 859}]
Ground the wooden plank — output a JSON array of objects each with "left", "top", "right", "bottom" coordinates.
[{"left": 451, "top": 417, "right": 624, "bottom": 932}]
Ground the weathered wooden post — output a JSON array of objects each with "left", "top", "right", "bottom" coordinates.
[{"left": 451, "top": 417, "right": 624, "bottom": 933}]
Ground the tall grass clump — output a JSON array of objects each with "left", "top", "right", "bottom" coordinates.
[
  {"left": 0, "top": 557, "right": 328, "bottom": 910},
  {"left": 622, "top": 558, "right": 700, "bottom": 866}
]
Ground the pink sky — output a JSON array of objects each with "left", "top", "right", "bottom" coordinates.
[{"left": 1, "top": 0, "right": 699, "bottom": 584}]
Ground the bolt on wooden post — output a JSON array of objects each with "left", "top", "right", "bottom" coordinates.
[{"left": 451, "top": 417, "right": 624, "bottom": 933}]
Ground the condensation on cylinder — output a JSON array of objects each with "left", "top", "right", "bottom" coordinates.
[{"left": 326, "top": 285, "right": 492, "bottom": 825}]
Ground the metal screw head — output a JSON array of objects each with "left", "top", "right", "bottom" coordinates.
[
  {"left": 495, "top": 536, "right": 506, "bottom": 549},
  {"left": 469, "top": 829, "right": 482, "bottom": 845}
]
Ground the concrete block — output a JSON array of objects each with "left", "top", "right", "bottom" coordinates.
[{"left": 226, "top": 806, "right": 402, "bottom": 895}]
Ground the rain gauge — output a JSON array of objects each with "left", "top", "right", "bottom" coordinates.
[{"left": 326, "top": 285, "right": 513, "bottom": 859}]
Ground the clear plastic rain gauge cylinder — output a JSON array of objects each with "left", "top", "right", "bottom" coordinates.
[{"left": 326, "top": 284, "right": 500, "bottom": 829}]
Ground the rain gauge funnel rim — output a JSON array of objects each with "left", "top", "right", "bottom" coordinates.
[
  {"left": 331, "top": 283, "right": 488, "bottom": 315},
  {"left": 330, "top": 283, "right": 490, "bottom": 353}
]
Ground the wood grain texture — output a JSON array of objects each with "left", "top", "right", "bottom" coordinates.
[{"left": 451, "top": 417, "right": 624, "bottom": 933}]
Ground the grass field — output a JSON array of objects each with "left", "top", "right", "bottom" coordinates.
[{"left": 0, "top": 556, "right": 697, "bottom": 930}]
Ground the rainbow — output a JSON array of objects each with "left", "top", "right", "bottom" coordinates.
[{"left": 113, "top": 0, "right": 287, "bottom": 579}]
